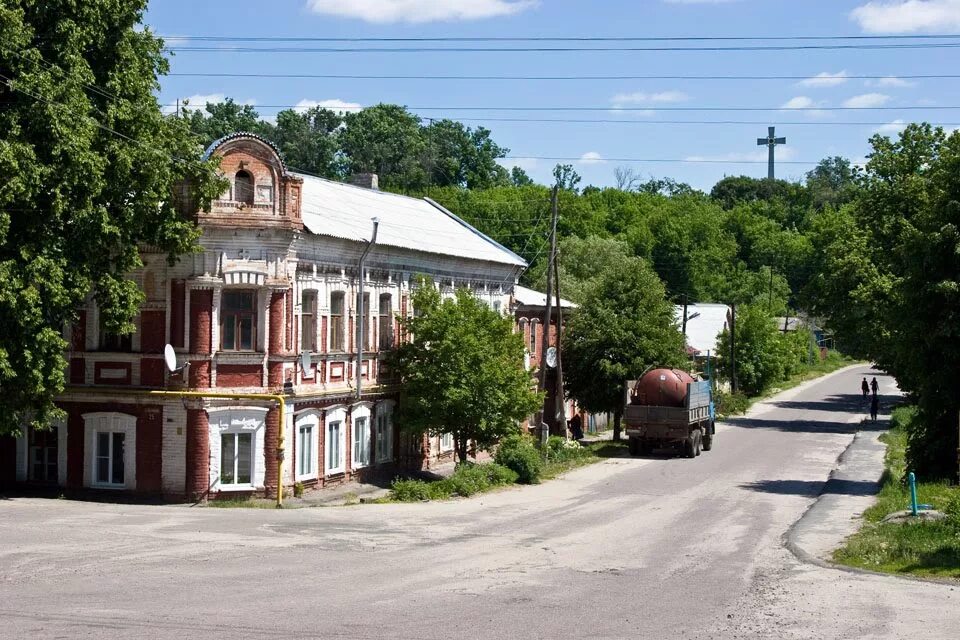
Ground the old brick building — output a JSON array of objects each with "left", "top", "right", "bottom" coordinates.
[{"left": 2, "top": 133, "right": 525, "bottom": 501}]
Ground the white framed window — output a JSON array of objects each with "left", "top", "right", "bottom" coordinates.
[
  {"left": 208, "top": 408, "right": 266, "bottom": 491},
  {"left": 353, "top": 416, "right": 371, "bottom": 468},
  {"left": 295, "top": 411, "right": 320, "bottom": 480},
  {"left": 440, "top": 432, "right": 454, "bottom": 452},
  {"left": 375, "top": 401, "right": 395, "bottom": 463},
  {"left": 83, "top": 413, "right": 137, "bottom": 490},
  {"left": 326, "top": 407, "right": 346, "bottom": 474}
]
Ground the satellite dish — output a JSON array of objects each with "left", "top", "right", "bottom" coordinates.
[
  {"left": 299, "top": 351, "right": 312, "bottom": 372},
  {"left": 545, "top": 347, "right": 558, "bottom": 368},
  {"left": 163, "top": 344, "right": 178, "bottom": 373}
]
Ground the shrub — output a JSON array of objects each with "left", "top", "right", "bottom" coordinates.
[
  {"left": 293, "top": 482, "right": 305, "bottom": 498},
  {"left": 485, "top": 462, "right": 520, "bottom": 486},
  {"left": 390, "top": 478, "right": 451, "bottom": 502},
  {"left": 445, "top": 463, "right": 490, "bottom": 497},
  {"left": 494, "top": 433, "right": 542, "bottom": 484},
  {"left": 944, "top": 491, "right": 960, "bottom": 531},
  {"left": 544, "top": 435, "right": 586, "bottom": 463},
  {"left": 715, "top": 390, "right": 749, "bottom": 416}
]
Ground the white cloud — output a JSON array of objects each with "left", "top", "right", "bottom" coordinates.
[
  {"left": 305, "top": 0, "right": 538, "bottom": 23},
  {"left": 294, "top": 98, "right": 363, "bottom": 114},
  {"left": 780, "top": 96, "right": 830, "bottom": 117},
  {"left": 843, "top": 92, "right": 891, "bottom": 108},
  {"left": 850, "top": 0, "right": 960, "bottom": 33},
  {"left": 610, "top": 91, "right": 689, "bottom": 107},
  {"left": 579, "top": 151, "right": 605, "bottom": 165},
  {"left": 867, "top": 75, "right": 915, "bottom": 87},
  {"left": 498, "top": 156, "right": 539, "bottom": 174},
  {"left": 799, "top": 71, "right": 849, "bottom": 88},
  {"left": 874, "top": 119, "right": 908, "bottom": 134},
  {"left": 165, "top": 94, "right": 256, "bottom": 115}
]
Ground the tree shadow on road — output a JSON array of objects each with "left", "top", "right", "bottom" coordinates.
[
  {"left": 723, "top": 393, "right": 898, "bottom": 435},
  {"left": 739, "top": 477, "right": 881, "bottom": 497}
]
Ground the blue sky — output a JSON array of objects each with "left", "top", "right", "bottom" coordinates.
[{"left": 146, "top": 0, "right": 960, "bottom": 190}]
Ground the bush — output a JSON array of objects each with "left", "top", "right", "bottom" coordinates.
[
  {"left": 390, "top": 478, "right": 451, "bottom": 502},
  {"left": 485, "top": 462, "right": 520, "bottom": 486},
  {"left": 494, "top": 433, "right": 542, "bottom": 484},
  {"left": 293, "top": 482, "right": 305, "bottom": 498},
  {"left": 543, "top": 435, "right": 586, "bottom": 463},
  {"left": 716, "top": 390, "right": 749, "bottom": 416},
  {"left": 944, "top": 491, "right": 960, "bottom": 531}
]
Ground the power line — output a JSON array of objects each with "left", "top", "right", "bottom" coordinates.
[
  {"left": 159, "top": 34, "right": 960, "bottom": 43},
  {"left": 164, "top": 42, "right": 960, "bottom": 53},
  {"left": 450, "top": 117, "right": 959, "bottom": 127},
  {"left": 175, "top": 103, "right": 960, "bottom": 112},
  {"left": 504, "top": 156, "right": 819, "bottom": 165},
  {"left": 166, "top": 71, "right": 960, "bottom": 82}
]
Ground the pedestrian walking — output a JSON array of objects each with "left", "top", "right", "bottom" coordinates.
[
  {"left": 861, "top": 377, "right": 869, "bottom": 399},
  {"left": 870, "top": 394, "right": 879, "bottom": 423},
  {"left": 871, "top": 377, "right": 879, "bottom": 395}
]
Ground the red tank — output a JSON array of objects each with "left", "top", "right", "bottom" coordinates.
[{"left": 630, "top": 368, "right": 695, "bottom": 407}]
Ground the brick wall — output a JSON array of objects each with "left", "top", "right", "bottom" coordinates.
[
  {"left": 263, "top": 407, "right": 279, "bottom": 497},
  {"left": 186, "top": 408, "right": 209, "bottom": 501},
  {"left": 170, "top": 280, "right": 185, "bottom": 348},
  {"left": 140, "top": 309, "right": 166, "bottom": 353},
  {"left": 217, "top": 364, "right": 262, "bottom": 388}
]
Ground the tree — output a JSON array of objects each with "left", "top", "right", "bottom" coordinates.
[
  {"left": 510, "top": 166, "right": 534, "bottom": 186},
  {"left": 270, "top": 106, "right": 343, "bottom": 178},
  {"left": 614, "top": 166, "right": 642, "bottom": 191},
  {"left": 805, "top": 156, "right": 858, "bottom": 210},
  {"left": 0, "top": 1, "right": 222, "bottom": 435},
  {"left": 715, "top": 305, "right": 791, "bottom": 397},
  {"left": 531, "top": 235, "right": 632, "bottom": 304},
  {"left": 391, "top": 282, "right": 541, "bottom": 462},
  {"left": 424, "top": 119, "right": 509, "bottom": 189},
  {"left": 182, "top": 99, "right": 271, "bottom": 148},
  {"left": 552, "top": 163, "right": 581, "bottom": 192},
  {"left": 563, "top": 258, "right": 686, "bottom": 440},
  {"left": 339, "top": 104, "right": 428, "bottom": 190}
]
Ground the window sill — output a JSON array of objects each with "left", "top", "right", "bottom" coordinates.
[
  {"left": 325, "top": 468, "right": 345, "bottom": 477},
  {"left": 295, "top": 472, "right": 318, "bottom": 482},
  {"left": 90, "top": 483, "right": 126, "bottom": 490},
  {"left": 217, "top": 484, "right": 257, "bottom": 492}
]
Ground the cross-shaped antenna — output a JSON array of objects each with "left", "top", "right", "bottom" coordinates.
[{"left": 757, "top": 126, "right": 787, "bottom": 180}]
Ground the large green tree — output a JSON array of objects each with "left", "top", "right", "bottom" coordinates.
[
  {"left": 563, "top": 258, "right": 686, "bottom": 440},
  {"left": 391, "top": 282, "right": 541, "bottom": 462},
  {"left": 270, "top": 106, "right": 343, "bottom": 178},
  {"left": 0, "top": 1, "right": 221, "bottom": 434}
]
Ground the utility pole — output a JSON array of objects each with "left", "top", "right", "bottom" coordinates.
[
  {"left": 553, "top": 243, "right": 566, "bottom": 438},
  {"left": 757, "top": 126, "right": 787, "bottom": 180},
  {"left": 730, "top": 303, "right": 738, "bottom": 394},
  {"left": 538, "top": 186, "right": 559, "bottom": 444},
  {"left": 768, "top": 266, "right": 774, "bottom": 311},
  {"left": 356, "top": 218, "right": 379, "bottom": 399},
  {"left": 681, "top": 293, "right": 689, "bottom": 336}
]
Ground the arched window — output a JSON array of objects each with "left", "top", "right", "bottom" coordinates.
[{"left": 234, "top": 170, "right": 254, "bottom": 204}]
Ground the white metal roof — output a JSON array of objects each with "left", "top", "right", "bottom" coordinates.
[
  {"left": 296, "top": 173, "right": 526, "bottom": 267},
  {"left": 674, "top": 303, "right": 730, "bottom": 355},
  {"left": 513, "top": 285, "right": 577, "bottom": 309}
]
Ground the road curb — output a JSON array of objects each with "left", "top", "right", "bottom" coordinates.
[{"left": 782, "top": 429, "right": 959, "bottom": 586}]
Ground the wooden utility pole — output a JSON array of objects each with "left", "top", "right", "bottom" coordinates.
[
  {"left": 681, "top": 293, "right": 689, "bottom": 336},
  {"left": 768, "top": 267, "right": 774, "bottom": 311},
  {"left": 730, "top": 303, "right": 738, "bottom": 393},
  {"left": 553, "top": 244, "right": 566, "bottom": 438},
  {"left": 538, "top": 186, "right": 559, "bottom": 443}
]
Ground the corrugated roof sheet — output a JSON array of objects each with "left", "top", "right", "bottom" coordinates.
[
  {"left": 296, "top": 173, "right": 526, "bottom": 267},
  {"left": 674, "top": 303, "right": 730, "bottom": 355},
  {"left": 514, "top": 285, "right": 577, "bottom": 309}
]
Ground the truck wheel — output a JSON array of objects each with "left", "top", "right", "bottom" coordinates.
[
  {"left": 684, "top": 438, "right": 696, "bottom": 458},
  {"left": 694, "top": 432, "right": 702, "bottom": 457},
  {"left": 702, "top": 435, "right": 713, "bottom": 451}
]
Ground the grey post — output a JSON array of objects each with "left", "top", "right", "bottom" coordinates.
[
  {"left": 757, "top": 126, "right": 787, "bottom": 180},
  {"left": 356, "top": 217, "right": 380, "bottom": 399}
]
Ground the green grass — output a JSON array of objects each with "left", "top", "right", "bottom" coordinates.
[
  {"left": 206, "top": 496, "right": 280, "bottom": 509},
  {"left": 832, "top": 406, "right": 960, "bottom": 580}
]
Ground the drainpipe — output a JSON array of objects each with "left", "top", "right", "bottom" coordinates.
[{"left": 356, "top": 218, "right": 380, "bottom": 400}]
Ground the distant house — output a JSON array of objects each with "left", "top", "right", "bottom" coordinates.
[{"left": 674, "top": 303, "right": 731, "bottom": 359}]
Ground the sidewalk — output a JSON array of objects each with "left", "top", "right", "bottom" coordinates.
[{"left": 785, "top": 426, "right": 888, "bottom": 564}]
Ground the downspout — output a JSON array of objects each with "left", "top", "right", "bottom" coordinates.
[{"left": 356, "top": 217, "right": 380, "bottom": 400}]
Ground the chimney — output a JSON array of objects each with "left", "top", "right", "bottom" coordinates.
[{"left": 348, "top": 173, "right": 379, "bottom": 190}]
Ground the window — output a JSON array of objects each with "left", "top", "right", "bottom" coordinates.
[
  {"left": 301, "top": 290, "right": 317, "bottom": 352},
  {"left": 29, "top": 427, "right": 59, "bottom": 483},
  {"left": 298, "top": 424, "right": 314, "bottom": 477},
  {"left": 440, "top": 432, "right": 454, "bottom": 452},
  {"left": 235, "top": 170, "right": 254, "bottom": 204},
  {"left": 529, "top": 321, "right": 538, "bottom": 354},
  {"left": 221, "top": 290, "right": 257, "bottom": 351},
  {"left": 95, "top": 431, "right": 125, "bottom": 486},
  {"left": 326, "top": 419, "right": 344, "bottom": 473},
  {"left": 98, "top": 313, "right": 132, "bottom": 352},
  {"left": 220, "top": 432, "right": 252, "bottom": 486},
  {"left": 353, "top": 416, "right": 370, "bottom": 468},
  {"left": 330, "top": 292, "right": 345, "bottom": 352},
  {"left": 378, "top": 294, "right": 393, "bottom": 350},
  {"left": 356, "top": 293, "right": 370, "bottom": 351},
  {"left": 375, "top": 405, "right": 394, "bottom": 463}
]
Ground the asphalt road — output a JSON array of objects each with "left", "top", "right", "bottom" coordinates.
[{"left": 2, "top": 364, "right": 958, "bottom": 639}]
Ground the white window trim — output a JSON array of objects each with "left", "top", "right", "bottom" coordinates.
[
  {"left": 207, "top": 406, "right": 268, "bottom": 492},
  {"left": 375, "top": 400, "right": 395, "bottom": 463},
  {"left": 440, "top": 432, "right": 455, "bottom": 453},
  {"left": 82, "top": 412, "right": 137, "bottom": 490},
  {"left": 351, "top": 403, "right": 373, "bottom": 470},
  {"left": 325, "top": 407, "right": 347, "bottom": 475},
  {"left": 294, "top": 410, "right": 320, "bottom": 481}
]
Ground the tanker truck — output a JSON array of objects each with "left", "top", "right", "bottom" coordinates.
[{"left": 623, "top": 368, "right": 715, "bottom": 458}]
